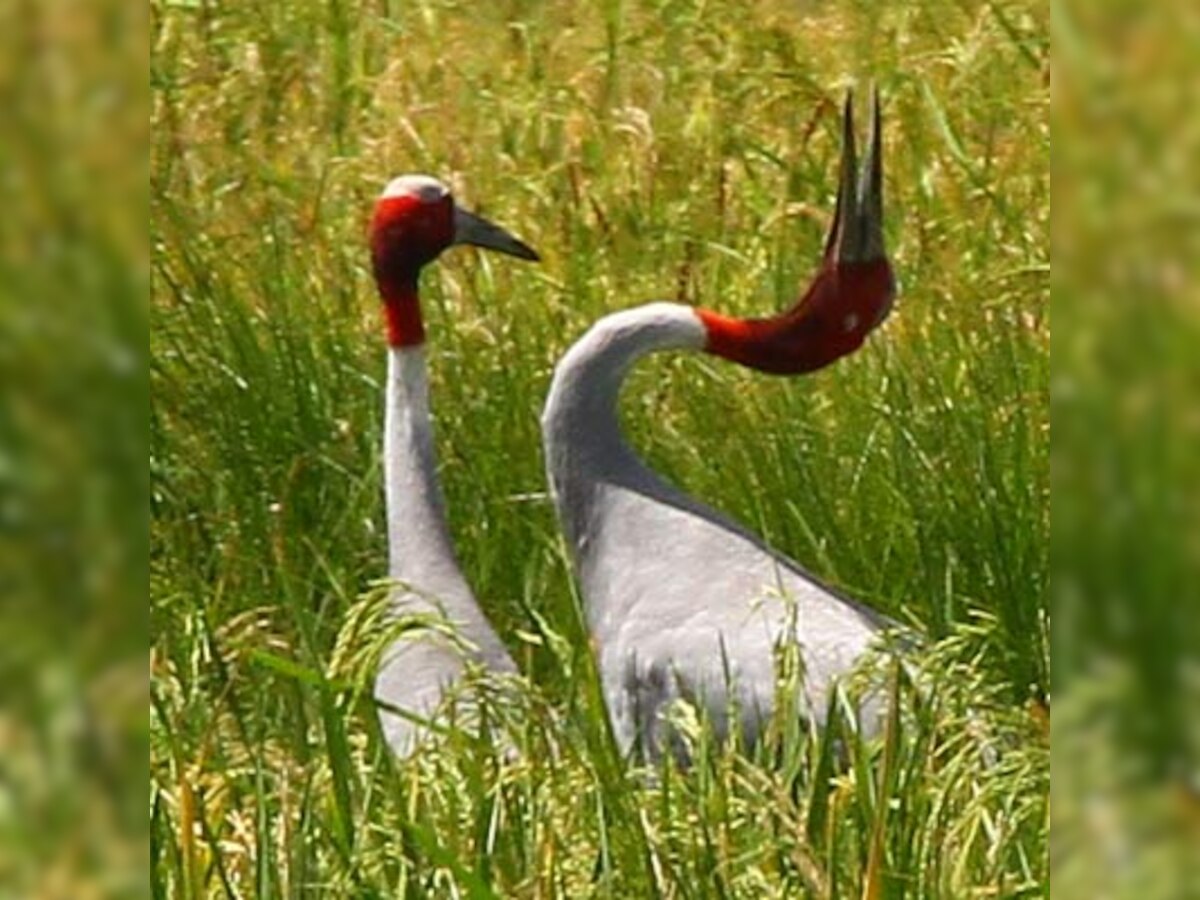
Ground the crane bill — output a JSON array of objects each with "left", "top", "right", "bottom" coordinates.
[
  {"left": 823, "top": 86, "right": 886, "bottom": 265},
  {"left": 857, "top": 85, "right": 886, "bottom": 263},
  {"left": 452, "top": 206, "right": 540, "bottom": 262},
  {"left": 824, "top": 90, "right": 858, "bottom": 263}
]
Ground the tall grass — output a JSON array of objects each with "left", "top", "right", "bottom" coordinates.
[{"left": 151, "top": 0, "right": 1047, "bottom": 895}]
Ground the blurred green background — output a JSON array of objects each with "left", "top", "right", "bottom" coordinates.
[
  {"left": 0, "top": 0, "right": 146, "bottom": 897},
  {"left": 1052, "top": 2, "right": 1200, "bottom": 896}
]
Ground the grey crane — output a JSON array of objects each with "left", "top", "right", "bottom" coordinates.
[
  {"left": 541, "top": 91, "right": 898, "bottom": 759},
  {"left": 367, "top": 175, "right": 537, "bottom": 756}
]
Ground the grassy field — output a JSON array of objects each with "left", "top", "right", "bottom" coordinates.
[{"left": 151, "top": 0, "right": 1048, "bottom": 896}]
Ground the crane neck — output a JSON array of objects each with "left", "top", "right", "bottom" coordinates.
[
  {"left": 383, "top": 344, "right": 465, "bottom": 588},
  {"left": 541, "top": 303, "right": 706, "bottom": 538},
  {"left": 379, "top": 276, "right": 425, "bottom": 348},
  {"left": 543, "top": 302, "right": 706, "bottom": 462}
]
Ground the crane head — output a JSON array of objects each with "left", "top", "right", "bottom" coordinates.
[
  {"left": 698, "top": 88, "right": 896, "bottom": 375},
  {"left": 371, "top": 174, "right": 538, "bottom": 285},
  {"left": 370, "top": 175, "right": 539, "bottom": 345}
]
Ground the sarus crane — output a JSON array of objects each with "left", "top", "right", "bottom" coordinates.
[
  {"left": 541, "top": 91, "right": 897, "bottom": 759},
  {"left": 368, "top": 175, "right": 538, "bottom": 757}
]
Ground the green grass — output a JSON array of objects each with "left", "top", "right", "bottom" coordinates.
[{"left": 151, "top": 0, "right": 1048, "bottom": 895}]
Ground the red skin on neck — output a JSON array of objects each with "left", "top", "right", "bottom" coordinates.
[
  {"left": 697, "top": 259, "right": 895, "bottom": 374},
  {"left": 380, "top": 282, "right": 425, "bottom": 348},
  {"left": 370, "top": 195, "right": 455, "bottom": 348}
]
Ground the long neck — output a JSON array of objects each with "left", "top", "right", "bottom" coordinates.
[
  {"left": 383, "top": 344, "right": 466, "bottom": 590},
  {"left": 541, "top": 302, "right": 706, "bottom": 541}
]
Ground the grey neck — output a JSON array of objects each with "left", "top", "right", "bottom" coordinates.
[
  {"left": 383, "top": 345, "right": 469, "bottom": 597},
  {"left": 540, "top": 302, "right": 707, "bottom": 543}
]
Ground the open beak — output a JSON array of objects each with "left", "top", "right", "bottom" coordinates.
[
  {"left": 452, "top": 206, "right": 540, "bottom": 262},
  {"left": 823, "top": 86, "right": 886, "bottom": 265}
]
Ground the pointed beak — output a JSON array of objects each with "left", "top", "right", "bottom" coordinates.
[
  {"left": 452, "top": 206, "right": 540, "bottom": 262},
  {"left": 823, "top": 86, "right": 886, "bottom": 264}
]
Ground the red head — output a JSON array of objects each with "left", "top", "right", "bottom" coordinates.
[
  {"left": 369, "top": 175, "right": 539, "bottom": 347},
  {"left": 698, "top": 89, "right": 896, "bottom": 374}
]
